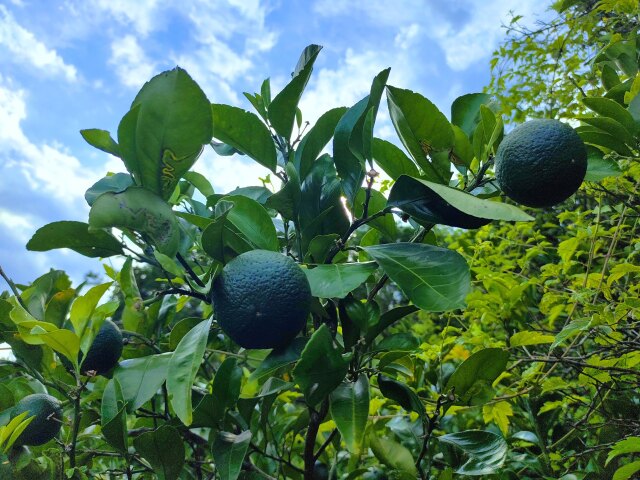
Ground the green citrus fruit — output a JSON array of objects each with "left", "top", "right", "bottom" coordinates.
[
  {"left": 10, "top": 394, "right": 62, "bottom": 446},
  {"left": 211, "top": 250, "right": 312, "bottom": 349},
  {"left": 494, "top": 119, "right": 587, "bottom": 207},
  {"left": 80, "top": 319, "right": 123, "bottom": 375}
]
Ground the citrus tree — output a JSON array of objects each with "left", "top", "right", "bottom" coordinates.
[{"left": 0, "top": 13, "right": 638, "bottom": 478}]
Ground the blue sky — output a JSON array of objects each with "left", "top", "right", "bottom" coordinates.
[{"left": 0, "top": 0, "right": 548, "bottom": 285}]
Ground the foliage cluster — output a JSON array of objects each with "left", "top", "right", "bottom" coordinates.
[{"left": 0, "top": 2, "right": 638, "bottom": 479}]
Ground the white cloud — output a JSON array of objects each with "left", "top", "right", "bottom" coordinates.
[
  {"left": 0, "top": 78, "right": 95, "bottom": 208},
  {"left": 313, "top": 0, "right": 544, "bottom": 71},
  {"left": 109, "top": 34, "right": 157, "bottom": 89},
  {"left": 91, "top": 0, "right": 161, "bottom": 37},
  {"left": 0, "top": 5, "right": 77, "bottom": 81}
]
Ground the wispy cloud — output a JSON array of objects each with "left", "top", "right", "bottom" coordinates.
[
  {"left": 0, "top": 5, "right": 77, "bottom": 81},
  {"left": 91, "top": 0, "right": 161, "bottom": 37},
  {"left": 109, "top": 34, "right": 157, "bottom": 89}
]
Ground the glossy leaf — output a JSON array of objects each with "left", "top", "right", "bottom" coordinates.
[
  {"left": 130, "top": 67, "right": 213, "bottom": 199},
  {"left": 292, "top": 324, "right": 350, "bottom": 407},
  {"left": 585, "top": 147, "right": 621, "bottom": 181},
  {"left": 388, "top": 175, "right": 533, "bottom": 228},
  {"left": 88, "top": 186, "right": 181, "bottom": 256},
  {"left": 369, "top": 432, "right": 418, "bottom": 476},
  {"left": 211, "top": 430, "right": 252, "bottom": 480},
  {"left": 438, "top": 430, "right": 508, "bottom": 475},
  {"left": 211, "top": 104, "right": 277, "bottom": 172},
  {"left": 365, "top": 305, "right": 419, "bottom": 344},
  {"left": 583, "top": 96, "right": 637, "bottom": 134},
  {"left": 299, "top": 154, "right": 350, "bottom": 251},
  {"left": 167, "top": 318, "right": 212, "bottom": 425},
  {"left": 26, "top": 221, "right": 123, "bottom": 258},
  {"left": 134, "top": 425, "right": 185, "bottom": 480},
  {"left": 220, "top": 195, "right": 279, "bottom": 252},
  {"left": 445, "top": 348, "right": 509, "bottom": 406},
  {"left": 101, "top": 378, "right": 128, "bottom": 452},
  {"left": 208, "top": 357, "right": 243, "bottom": 425},
  {"left": 329, "top": 374, "right": 369, "bottom": 453},
  {"left": 372, "top": 137, "right": 420, "bottom": 180},
  {"left": 363, "top": 243, "right": 470, "bottom": 312},
  {"left": 114, "top": 353, "right": 172, "bottom": 412},
  {"left": 182, "top": 171, "right": 215, "bottom": 197},
  {"left": 451, "top": 93, "right": 493, "bottom": 137},
  {"left": 80, "top": 128, "right": 120, "bottom": 157},
  {"left": 294, "top": 107, "right": 348, "bottom": 179},
  {"left": 248, "top": 337, "right": 307, "bottom": 384},
  {"left": 386, "top": 85, "right": 453, "bottom": 183},
  {"left": 377, "top": 374, "right": 425, "bottom": 416},
  {"left": 334, "top": 96, "right": 369, "bottom": 207},
  {"left": 269, "top": 45, "right": 322, "bottom": 141},
  {"left": 304, "top": 262, "right": 378, "bottom": 299},
  {"left": 69, "top": 282, "right": 112, "bottom": 340},
  {"left": 84, "top": 173, "right": 134, "bottom": 206}
]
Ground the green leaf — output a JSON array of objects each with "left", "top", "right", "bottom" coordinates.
[
  {"left": 372, "top": 137, "right": 420, "bottom": 180},
  {"left": 451, "top": 125, "right": 474, "bottom": 168},
  {"left": 353, "top": 188, "right": 396, "bottom": 240},
  {"left": 211, "top": 104, "right": 277, "bottom": 172},
  {"left": 583, "top": 96, "right": 637, "bottom": 135},
  {"left": 613, "top": 461, "right": 640, "bottom": 480},
  {"left": 268, "top": 45, "right": 322, "bottom": 141},
  {"left": 85, "top": 173, "right": 134, "bottom": 206},
  {"left": 377, "top": 374, "right": 424, "bottom": 416},
  {"left": 117, "top": 104, "right": 141, "bottom": 182},
  {"left": 80, "top": 128, "right": 120, "bottom": 157},
  {"left": 69, "top": 282, "right": 112, "bottom": 340},
  {"left": 551, "top": 319, "right": 591, "bottom": 349},
  {"left": 182, "top": 171, "right": 215, "bottom": 197},
  {"left": 329, "top": 374, "right": 369, "bottom": 453},
  {"left": 264, "top": 162, "right": 300, "bottom": 220},
  {"left": 211, "top": 431, "right": 252, "bottom": 480},
  {"left": 577, "top": 127, "right": 633, "bottom": 156},
  {"left": 26, "top": 221, "right": 123, "bottom": 258},
  {"left": 363, "top": 243, "right": 470, "bottom": 312},
  {"left": 365, "top": 305, "right": 419, "bottom": 344},
  {"left": 207, "top": 357, "right": 243, "bottom": 425},
  {"left": 334, "top": 96, "right": 369, "bottom": 207},
  {"left": 114, "top": 353, "right": 172, "bottom": 413},
  {"left": 295, "top": 107, "right": 348, "bottom": 179},
  {"left": 128, "top": 67, "right": 212, "bottom": 199},
  {"left": 585, "top": 147, "right": 622, "bottom": 181},
  {"left": 509, "top": 331, "right": 555, "bottom": 347},
  {"left": 438, "top": 430, "right": 508, "bottom": 475},
  {"left": 577, "top": 116, "right": 635, "bottom": 145},
  {"left": 445, "top": 348, "right": 509, "bottom": 406},
  {"left": 292, "top": 324, "right": 350, "bottom": 407},
  {"left": 369, "top": 432, "right": 418, "bottom": 476},
  {"left": 220, "top": 195, "right": 279, "bottom": 251},
  {"left": 606, "top": 437, "right": 640, "bottom": 465},
  {"left": 451, "top": 93, "right": 493, "bottom": 137},
  {"left": 167, "top": 318, "right": 212, "bottom": 426},
  {"left": 37, "top": 328, "right": 80, "bottom": 366},
  {"left": 388, "top": 175, "right": 532, "bottom": 228},
  {"left": 248, "top": 337, "right": 307, "bottom": 384},
  {"left": 101, "top": 378, "right": 128, "bottom": 452},
  {"left": 304, "top": 262, "right": 378, "bottom": 299},
  {"left": 134, "top": 425, "right": 185, "bottom": 480},
  {"left": 386, "top": 85, "right": 453, "bottom": 183},
  {"left": 88, "top": 186, "right": 181, "bottom": 256},
  {"left": 299, "top": 154, "right": 349, "bottom": 252}
]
